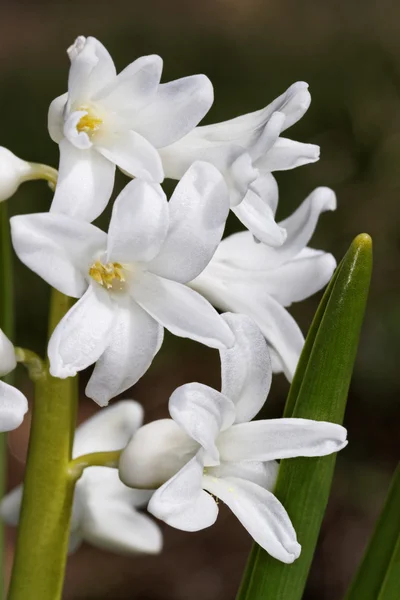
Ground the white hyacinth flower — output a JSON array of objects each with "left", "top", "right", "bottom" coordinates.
[
  {"left": 11, "top": 162, "right": 234, "bottom": 406},
  {"left": 159, "top": 82, "right": 319, "bottom": 245},
  {"left": 0, "top": 329, "right": 28, "bottom": 432},
  {"left": 48, "top": 35, "right": 213, "bottom": 222},
  {"left": 119, "top": 314, "right": 347, "bottom": 564},
  {"left": 1, "top": 401, "right": 162, "bottom": 555},
  {"left": 0, "top": 148, "right": 32, "bottom": 202},
  {"left": 190, "top": 187, "right": 337, "bottom": 381}
]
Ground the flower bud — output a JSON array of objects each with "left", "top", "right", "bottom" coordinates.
[{"left": 0, "top": 147, "right": 33, "bottom": 202}]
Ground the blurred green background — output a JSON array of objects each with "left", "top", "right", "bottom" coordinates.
[{"left": 1, "top": 0, "right": 400, "bottom": 598}]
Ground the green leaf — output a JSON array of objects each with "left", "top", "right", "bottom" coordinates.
[
  {"left": 345, "top": 464, "right": 400, "bottom": 600},
  {"left": 236, "top": 233, "right": 372, "bottom": 600}
]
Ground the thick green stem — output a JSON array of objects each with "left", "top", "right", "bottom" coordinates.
[
  {"left": 69, "top": 450, "right": 122, "bottom": 481},
  {"left": 0, "top": 202, "right": 14, "bottom": 600},
  {"left": 8, "top": 290, "right": 78, "bottom": 600}
]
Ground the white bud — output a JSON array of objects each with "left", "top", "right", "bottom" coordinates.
[
  {"left": 0, "top": 329, "right": 16, "bottom": 377},
  {"left": 0, "top": 147, "right": 32, "bottom": 202}
]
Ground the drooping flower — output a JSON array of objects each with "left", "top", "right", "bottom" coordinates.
[
  {"left": 11, "top": 162, "right": 234, "bottom": 406},
  {"left": 1, "top": 401, "right": 162, "bottom": 555},
  {"left": 48, "top": 35, "right": 213, "bottom": 222},
  {"left": 159, "top": 82, "right": 319, "bottom": 245},
  {"left": 0, "top": 148, "right": 57, "bottom": 203},
  {"left": 119, "top": 314, "right": 347, "bottom": 563},
  {"left": 0, "top": 329, "right": 28, "bottom": 432},
  {"left": 190, "top": 187, "right": 337, "bottom": 381}
]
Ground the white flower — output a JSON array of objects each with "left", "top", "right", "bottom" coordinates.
[
  {"left": 119, "top": 314, "right": 347, "bottom": 564},
  {"left": 0, "top": 329, "right": 28, "bottom": 432},
  {"left": 0, "top": 148, "right": 34, "bottom": 202},
  {"left": 159, "top": 82, "right": 319, "bottom": 245},
  {"left": 48, "top": 35, "right": 213, "bottom": 222},
  {"left": 190, "top": 187, "right": 337, "bottom": 381},
  {"left": 0, "top": 401, "right": 162, "bottom": 555},
  {"left": 11, "top": 161, "right": 234, "bottom": 406}
]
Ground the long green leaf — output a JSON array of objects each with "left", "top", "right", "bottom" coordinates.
[
  {"left": 237, "top": 233, "right": 372, "bottom": 600},
  {"left": 345, "top": 465, "right": 400, "bottom": 600}
]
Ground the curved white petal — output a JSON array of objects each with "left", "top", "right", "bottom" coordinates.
[
  {"left": 203, "top": 475, "right": 300, "bottom": 563},
  {"left": 169, "top": 383, "right": 235, "bottom": 464},
  {"left": 219, "top": 313, "right": 271, "bottom": 423},
  {"left": 0, "top": 381, "right": 28, "bottom": 432},
  {"left": 232, "top": 184, "right": 286, "bottom": 246},
  {"left": 82, "top": 495, "right": 162, "bottom": 555},
  {"left": 0, "top": 485, "right": 23, "bottom": 526},
  {"left": 86, "top": 298, "right": 163, "bottom": 406},
  {"left": 148, "top": 453, "right": 218, "bottom": 532},
  {"left": 97, "top": 129, "right": 163, "bottom": 183},
  {"left": 133, "top": 74, "right": 213, "bottom": 148},
  {"left": 257, "top": 138, "right": 320, "bottom": 172},
  {"left": 67, "top": 36, "right": 116, "bottom": 105},
  {"left": 106, "top": 179, "right": 168, "bottom": 265},
  {"left": 11, "top": 212, "right": 105, "bottom": 298},
  {"left": 48, "top": 284, "right": 115, "bottom": 378},
  {"left": 51, "top": 140, "right": 116, "bottom": 222},
  {"left": 263, "top": 250, "right": 337, "bottom": 307},
  {"left": 48, "top": 92, "right": 68, "bottom": 143},
  {"left": 147, "top": 161, "right": 229, "bottom": 282},
  {"left": 208, "top": 460, "right": 279, "bottom": 490},
  {"left": 63, "top": 111, "right": 92, "bottom": 150},
  {"left": 73, "top": 400, "right": 144, "bottom": 457},
  {"left": 251, "top": 173, "right": 279, "bottom": 215},
  {"left": 217, "top": 418, "right": 348, "bottom": 463},
  {"left": 119, "top": 419, "right": 198, "bottom": 489},
  {"left": 132, "top": 271, "right": 234, "bottom": 349},
  {"left": 0, "top": 330, "right": 16, "bottom": 376},
  {"left": 96, "top": 55, "right": 163, "bottom": 113}
]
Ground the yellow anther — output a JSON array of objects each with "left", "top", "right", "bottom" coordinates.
[
  {"left": 76, "top": 108, "right": 102, "bottom": 135},
  {"left": 89, "top": 260, "right": 126, "bottom": 290}
]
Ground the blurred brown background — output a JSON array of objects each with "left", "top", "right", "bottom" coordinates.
[{"left": 1, "top": 0, "right": 400, "bottom": 598}]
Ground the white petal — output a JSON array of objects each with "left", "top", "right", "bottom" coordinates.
[
  {"left": 169, "top": 382, "right": 235, "bottom": 464},
  {"left": 232, "top": 180, "right": 286, "bottom": 246},
  {"left": 0, "top": 330, "right": 16, "bottom": 376},
  {"left": 106, "top": 179, "right": 168, "bottom": 264},
  {"left": 263, "top": 249, "right": 337, "bottom": 307},
  {"left": 0, "top": 485, "right": 23, "bottom": 526},
  {"left": 276, "top": 187, "right": 337, "bottom": 263},
  {"left": 251, "top": 173, "right": 279, "bottom": 215},
  {"left": 119, "top": 419, "right": 198, "bottom": 489},
  {"left": 67, "top": 36, "right": 116, "bottom": 105},
  {"left": 133, "top": 75, "right": 213, "bottom": 148},
  {"left": 82, "top": 496, "right": 162, "bottom": 555},
  {"left": 148, "top": 453, "right": 218, "bottom": 531},
  {"left": 48, "top": 284, "right": 115, "bottom": 378},
  {"left": 86, "top": 298, "right": 163, "bottom": 406},
  {"left": 132, "top": 271, "right": 234, "bottom": 349},
  {"left": 0, "top": 381, "right": 28, "bottom": 432},
  {"left": 147, "top": 161, "right": 229, "bottom": 283},
  {"left": 219, "top": 313, "right": 271, "bottom": 423},
  {"left": 208, "top": 460, "right": 279, "bottom": 490},
  {"left": 63, "top": 111, "right": 92, "bottom": 150},
  {"left": 218, "top": 418, "right": 348, "bottom": 463},
  {"left": 96, "top": 55, "right": 162, "bottom": 113},
  {"left": 97, "top": 129, "right": 163, "bottom": 182},
  {"left": 73, "top": 400, "right": 144, "bottom": 457},
  {"left": 51, "top": 140, "right": 116, "bottom": 222},
  {"left": 203, "top": 475, "right": 300, "bottom": 563},
  {"left": 257, "top": 138, "right": 320, "bottom": 171},
  {"left": 10, "top": 212, "right": 106, "bottom": 298},
  {"left": 48, "top": 92, "right": 68, "bottom": 143}
]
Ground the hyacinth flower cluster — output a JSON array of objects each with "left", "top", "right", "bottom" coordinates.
[{"left": 0, "top": 34, "right": 369, "bottom": 600}]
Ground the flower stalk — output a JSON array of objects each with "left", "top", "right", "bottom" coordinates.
[{"left": 8, "top": 290, "right": 78, "bottom": 600}]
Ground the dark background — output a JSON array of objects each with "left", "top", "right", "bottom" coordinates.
[{"left": 1, "top": 0, "right": 400, "bottom": 598}]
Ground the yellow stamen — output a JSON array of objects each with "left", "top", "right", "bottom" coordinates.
[
  {"left": 76, "top": 108, "right": 102, "bottom": 135},
  {"left": 89, "top": 260, "right": 126, "bottom": 290}
]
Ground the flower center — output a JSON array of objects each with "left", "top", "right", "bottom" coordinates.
[
  {"left": 76, "top": 107, "right": 103, "bottom": 135},
  {"left": 89, "top": 260, "right": 126, "bottom": 290}
]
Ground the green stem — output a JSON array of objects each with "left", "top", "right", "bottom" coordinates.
[
  {"left": 8, "top": 290, "right": 78, "bottom": 600},
  {"left": 22, "top": 163, "right": 58, "bottom": 192},
  {"left": 68, "top": 450, "right": 122, "bottom": 481},
  {"left": 14, "top": 348, "right": 46, "bottom": 383},
  {"left": 0, "top": 202, "right": 14, "bottom": 600}
]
